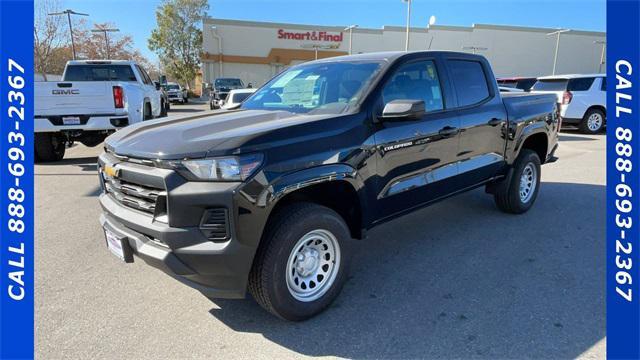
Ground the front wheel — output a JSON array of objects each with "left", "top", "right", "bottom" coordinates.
[
  {"left": 160, "top": 100, "right": 168, "bottom": 117},
  {"left": 493, "top": 149, "right": 541, "bottom": 214},
  {"left": 248, "top": 203, "right": 352, "bottom": 321}
]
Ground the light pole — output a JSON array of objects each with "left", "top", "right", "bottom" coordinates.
[
  {"left": 210, "top": 26, "right": 223, "bottom": 78},
  {"left": 344, "top": 25, "right": 358, "bottom": 55},
  {"left": 426, "top": 15, "right": 436, "bottom": 50},
  {"left": 594, "top": 40, "right": 606, "bottom": 73},
  {"left": 91, "top": 26, "right": 119, "bottom": 59},
  {"left": 403, "top": 0, "right": 411, "bottom": 51},
  {"left": 462, "top": 46, "right": 488, "bottom": 54},
  {"left": 48, "top": 9, "right": 89, "bottom": 60},
  {"left": 547, "top": 29, "right": 570, "bottom": 75}
]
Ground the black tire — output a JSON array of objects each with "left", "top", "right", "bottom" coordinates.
[
  {"left": 493, "top": 149, "right": 541, "bottom": 214},
  {"left": 160, "top": 100, "right": 168, "bottom": 117},
  {"left": 209, "top": 102, "right": 214, "bottom": 110},
  {"left": 143, "top": 103, "right": 153, "bottom": 120},
  {"left": 248, "top": 202, "right": 353, "bottom": 321},
  {"left": 35, "top": 133, "right": 65, "bottom": 162},
  {"left": 183, "top": 96, "right": 188, "bottom": 104},
  {"left": 579, "top": 108, "right": 605, "bottom": 134}
]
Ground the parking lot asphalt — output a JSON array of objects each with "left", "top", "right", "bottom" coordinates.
[{"left": 35, "top": 102, "right": 605, "bottom": 359}]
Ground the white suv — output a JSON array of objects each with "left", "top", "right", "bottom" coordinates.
[{"left": 532, "top": 74, "right": 606, "bottom": 134}]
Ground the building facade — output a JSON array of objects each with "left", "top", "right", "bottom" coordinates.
[{"left": 202, "top": 18, "right": 605, "bottom": 88}]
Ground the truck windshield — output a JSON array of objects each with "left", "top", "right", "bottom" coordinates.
[
  {"left": 63, "top": 65, "right": 138, "bottom": 82},
  {"left": 166, "top": 84, "right": 180, "bottom": 90},
  {"left": 215, "top": 79, "right": 243, "bottom": 87},
  {"left": 242, "top": 61, "right": 383, "bottom": 114},
  {"left": 532, "top": 79, "right": 568, "bottom": 91}
]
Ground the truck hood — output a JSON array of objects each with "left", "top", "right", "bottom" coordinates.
[{"left": 105, "top": 109, "right": 335, "bottom": 159}]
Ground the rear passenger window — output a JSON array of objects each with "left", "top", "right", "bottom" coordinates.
[
  {"left": 447, "top": 60, "right": 490, "bottom": 107},
  {"left": 567, "top": 77, "right": 595, "bottom": 91},
  {"left": 381, "top": 60, "right": 444, "bottom": 112},
  {"left": 600, "top": 77, "right": 606, "bottom": 91}
]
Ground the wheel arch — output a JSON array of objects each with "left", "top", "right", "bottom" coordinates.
[
  {"left": 585, "top": 105, "right": 606, "bottom": 118},
  {"left": 265, "top": 164, "right": 367, "bottom": 240},
  {"left": 514, "top": 129, "right": 549, "bottom": 164}
]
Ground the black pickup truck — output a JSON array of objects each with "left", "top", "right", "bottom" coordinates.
[{"left": 98, "top": 51, "right": 559, "bottom": 321}]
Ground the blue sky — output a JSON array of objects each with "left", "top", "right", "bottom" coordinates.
[{"left": 61, "top": 0, "right": 606, "bottom": 63}]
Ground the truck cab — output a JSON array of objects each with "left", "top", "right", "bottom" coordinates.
[{"left": 98, "top": 51, "right": 559, "bottom": 321}]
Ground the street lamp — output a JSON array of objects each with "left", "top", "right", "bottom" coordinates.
[
  {"left": 594, "top": 40, "right": 606, "bottom": 73},
  {"left": 426, "top": 15, "right": 436, "bottom": 50},
  {"left": 402, "top": 0, "right": 412, "bottom": 51},
  {"left": 547, "top": 29, "right": 570, "bottom": 75},
  {"left": 91, "top": 26, "right": 119, "bottom": 59},
  {"left": 210, "top": 26, "right": 223, "bottom": 77},
  {"left": 48, "top": 9, "right": 89, "bottom": 60},
  {"left": 344, "top": 25, "right": 358, "bottom": 55},
  {"left": 462, "top": 46, "right": 488, "bottom": 54}
]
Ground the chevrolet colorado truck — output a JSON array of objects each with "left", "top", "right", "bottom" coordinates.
[
  {"left": 98, "top": 51, "right": 559, "bottom": 321},
  {"left": 35, "top": 60, "right": 165, "bottom": 161}
]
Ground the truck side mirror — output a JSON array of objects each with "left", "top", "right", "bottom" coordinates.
[
  {"left": 380, "top": 99, "right": 425, "bottom": 121},
  {"left": 154, "top": 81, "right": 161, "bottom": 90}
]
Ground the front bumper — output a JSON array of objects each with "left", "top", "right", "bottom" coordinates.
[
  {"left": 167, "top": 93, "right": 184, "bottom": 102},
  {"left": 97, "top": 152, "right": 265, "bottom": 299}
]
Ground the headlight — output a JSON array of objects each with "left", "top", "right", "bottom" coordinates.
[{"left": 179, "top": 154, "right": 263, "bottom": 181}]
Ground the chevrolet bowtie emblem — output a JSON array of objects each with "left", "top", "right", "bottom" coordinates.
[{"left": 103, "top": 164, "right": 120, "bottom": 178}]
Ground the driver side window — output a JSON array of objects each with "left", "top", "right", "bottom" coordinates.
[{"left": 382, "top": 60, "right": 444, "bottom": 113}]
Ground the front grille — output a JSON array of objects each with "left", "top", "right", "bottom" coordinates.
[
  {"left": 104, "top": 177, "right": 167, "bottom": 217},
  {"left": 200, "top": 208, "right": 229, "bottom": 241}
]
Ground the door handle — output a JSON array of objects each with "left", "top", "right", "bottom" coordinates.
[
  {"left": 488, "top": 118, "right": 503, "bottom": 126},
  {"left": 438, "top": 126, "right": 459, "bottom": 137}
]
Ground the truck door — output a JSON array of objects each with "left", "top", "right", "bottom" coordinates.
[
  {"left": 445, "top": 57, "right": 508, "bottom": 186},
  {"left": 372, "top": 57, "right": 461, "bottom": 222}
]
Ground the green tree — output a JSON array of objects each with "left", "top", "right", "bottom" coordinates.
[{"left": 148, "top": 0, "right": 208, "bottom": 89}]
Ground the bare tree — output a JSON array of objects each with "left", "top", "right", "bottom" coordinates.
[{"left": 34, "top": 0, "right": 68, "bottom": 80}]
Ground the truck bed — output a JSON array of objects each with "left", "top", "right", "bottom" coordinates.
[{"left": 502, "top": 92, "right": 558, "bottom": 121}]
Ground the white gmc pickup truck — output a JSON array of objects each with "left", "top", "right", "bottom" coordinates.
[{"left": 35, "top": 60, "right": 166, "bottom": 161}]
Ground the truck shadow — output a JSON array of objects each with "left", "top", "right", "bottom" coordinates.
[
  {"left": 208, "top": 181, "right": 605, "bottom": 359},
  {"left": 36, "top": 156, "right": 98, "bottom": 170},
  {"left": 167, "top": 108, "right": 206, "bottom": 113}
]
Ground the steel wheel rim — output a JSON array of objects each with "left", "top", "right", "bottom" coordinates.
[
  {"left": 286, "top": 229, "right": 341, "bottom": 302},
  {"left": 519, "top": 163, "right": 537, "bottom": 203},
  {"left": 587, "top": 113, "right": 603, "bottom": 131}
]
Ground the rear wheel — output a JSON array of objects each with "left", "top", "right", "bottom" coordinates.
[
  {"left": 248, "top": 203, "right": 352, "bottom": 321},
  {"left": 143, "top": 103, "right": 152, "bottom": 120},
  {"left": 493, "top": 149, "right": 541, "bottom": 214},
  {"left": 579, "top": 108, "right": 605, "bottom": 134},
  {"left": 35, "top": 133, "right": 66, "bottom": 162}
]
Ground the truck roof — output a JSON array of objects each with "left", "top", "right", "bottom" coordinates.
[
  {"left": 66, "top": 60, "right": 138, "bottom": 66},
  {"left": 308, "top": 50, "right": 487, "bottom": 64},
  {"left": 538, "top": 73, "right": 605, "bottom": 80}
]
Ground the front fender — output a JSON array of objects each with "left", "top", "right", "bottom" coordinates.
[
  {"left": 232, "top": 164, "right": 366, "bottom": 254},
  {"left": 266, "top": 164, "right": 362, "bottom": 206}
]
